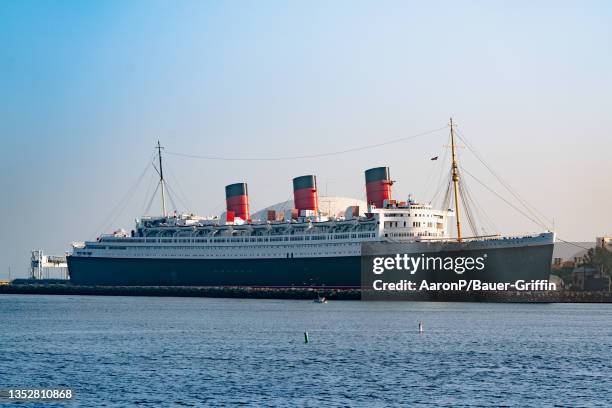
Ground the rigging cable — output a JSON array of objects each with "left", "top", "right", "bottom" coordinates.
[
  {"left": 431, "top": 170, "right": 452, "bottom": 210},
  {"left": 453, "top": 126, "right": 590, "bottom": 246},
  {"left": 555, "top": 238, "right": 594, "bottom": 251},
  {"left": 460, "top": 166, "right": 549, "bottom": 230},
  {"left": 434, "top": 131, "right": 452, "bottom": 199},
  {"left": 427, "top": 131, "right": 452, "bottom": 205},
  {"left": 164, "top": 126, "right": 448, "bottom": 161},
  {"left": 89, "top": 152, "right": 155, "bottom": 239},
  {"left": 150, "top": 158, "right": 182, "bottom": 214},
  {"left": 165, "top": 183, "right": 181, "bottom": 213},
  {"left": 454, "top": 127, "right": 553, "bottom": 228},
  {"left": 458, "top": 165, "right": 499, "bottom": 234},
  {"left": 165, "top": 183, "right": 187, "bottom": 213},
  {"left": 458, "top": 180, "right": 479, "bottom": 236},
  {"left": 141, "top": 168, "right": 158, "bottom": 214},
  {"left": 144, "top": 183, "right": 160, "bottom": 215},
  {"left": 164, "top": 163, "right": 192, "bottom": 212}
]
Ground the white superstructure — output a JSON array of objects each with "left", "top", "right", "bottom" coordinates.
[
  {"left": 72, "top": 198, "right": 450, "bottom": 258},
  {"left": 71, "top": 197, "right": 552, "bottom": 261}
]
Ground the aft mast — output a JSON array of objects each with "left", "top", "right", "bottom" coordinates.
[
  {"left": 449, "top": 118, "right": 462, "bottom": 242},
  {"left": 156, "top": 141, "right": 167, "bottom": 217}
]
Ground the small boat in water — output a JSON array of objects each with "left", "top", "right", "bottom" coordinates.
[{"left": 314, "top": 295, "right": 328, "bottom": 304}]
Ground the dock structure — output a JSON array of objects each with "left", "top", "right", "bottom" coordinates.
[{"left": 30, "top": 250, "right": 68, "bottom": 280}]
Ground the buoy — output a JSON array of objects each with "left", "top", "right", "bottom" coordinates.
[
  {"left": 304, "top": 331, "right": 309, "bottom": 343},
  {"left": 418, "top": 321, "right": 424, "bottom": 333}
]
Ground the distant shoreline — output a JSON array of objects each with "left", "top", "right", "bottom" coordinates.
[{"left": 1, "top": 283, "right": 611, "bottom": 303}]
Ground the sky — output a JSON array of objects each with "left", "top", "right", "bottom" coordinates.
[{"left": 1, "top": 0, "right": 611, "bottom": 278}]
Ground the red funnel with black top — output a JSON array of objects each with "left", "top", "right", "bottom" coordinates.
[
  {"left": 225, "top": 182, "right": 250, "bottom": 221},
  {"left": 292, "top": 175, "right": 318, "bottom": 214},
  {"left": 365, "top": 167, "right": 393, "bottom": 208}
]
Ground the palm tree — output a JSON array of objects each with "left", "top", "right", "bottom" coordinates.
[{"left": 585, "top": 247, "right": 612, "bottom": 277}]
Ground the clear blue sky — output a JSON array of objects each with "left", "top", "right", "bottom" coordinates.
[{"left": 1, "top": 0, "right": 611, "bottom": 277}]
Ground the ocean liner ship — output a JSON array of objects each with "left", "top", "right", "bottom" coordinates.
[{"left": 67, "top": 121, "right": 554, "bottom": 287}]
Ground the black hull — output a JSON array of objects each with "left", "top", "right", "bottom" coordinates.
[{"left": 67, "top": 243, "right": 553, "bottom": 288}]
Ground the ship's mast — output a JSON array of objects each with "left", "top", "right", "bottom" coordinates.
[
  {"left": 156, "top": 141, "right": 167, "bottom": 217},
  {"left": 450, "top": 118, "right": 462, "bottom": 242}
]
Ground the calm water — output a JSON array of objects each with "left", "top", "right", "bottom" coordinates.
[{"left": 1, "top": 295, "right": 611, "bottom": 407}]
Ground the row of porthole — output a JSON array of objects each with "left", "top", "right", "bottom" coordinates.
[
  {"left": 103, "top": 250, "right": 359, "bottom": 255},
  {"left": 95, "top": 242, "right": 361, "bottom": 251}
]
